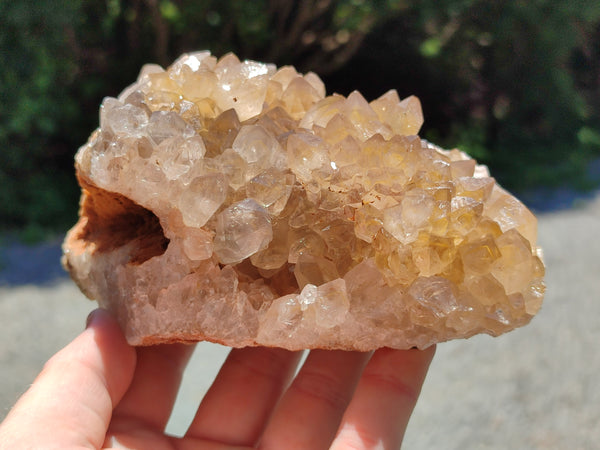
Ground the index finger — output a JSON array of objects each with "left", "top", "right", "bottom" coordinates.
[{"left": 0, "top": 308, "right": 136, "bottom": 449}]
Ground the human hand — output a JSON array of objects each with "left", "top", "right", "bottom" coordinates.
[{"left": 0, "top": 309, "right": 434, "bottom": 449}]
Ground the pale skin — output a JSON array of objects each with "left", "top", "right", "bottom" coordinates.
[{"left": 0, "top": 309, "right": 435, "bottom": 449}]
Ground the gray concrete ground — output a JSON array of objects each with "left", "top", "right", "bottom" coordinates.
[{"left": 1, "top": 193, "right": 599, "bottom": 449}]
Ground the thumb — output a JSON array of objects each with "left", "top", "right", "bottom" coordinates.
[{"left": 0, "top": 308, "right": 136, "bottom": 449}]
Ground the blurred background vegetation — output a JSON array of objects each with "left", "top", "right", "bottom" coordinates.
[{"left": 1, "top": 0, "right": 599, "bottom": 241}]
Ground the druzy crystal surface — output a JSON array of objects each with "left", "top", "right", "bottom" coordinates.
[{"left": 63, "top": 51, "right": 545, "bottom": 350}]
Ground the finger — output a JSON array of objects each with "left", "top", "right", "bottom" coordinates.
[
  {"left": 186, "top": 346, "right": 302, "bottom": 446},
  {"left": 259, "top": 350, "right": 371, "bottom": 450},
  {"left": 0, "top": 308, "right": 136, "bottom": 449},
  {"left": 109, "top": 341, "right": 196, "bottom": 432},
  {"left": 331, "top": 346, "right": 435, "bottom": 450}
]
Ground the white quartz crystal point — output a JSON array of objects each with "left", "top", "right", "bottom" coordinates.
[
  {"left": 383, "top": 189, "right": 436, "bottom": 244},
  {"left": 178, "top": 173, "right": 228, "bottom": 227},
  {"left": 147, "top": 111, "right": 193, "bottom": 144},
  {"left": 158, "top": 135, "right": 206, "bottom": 180},
  {"left": 256, "top": 280, "right": 350, "bottom": 347},
  {"left": 100, "top": 98, "right": 149, "bottom": 137},
  {"left": 213, "top": 199, "right": 273, "bottom": 264},
  {"left": 246, "top": 169, "right": 295, "bottom": 215},
  {"left": 232, "top": 124, "right": 285, "bottom": 180},
  {"left": 213, "top": 56, "right": 276, "bottom": 121},
  {"left": 170, "top": 50, "right": 213, "bottom": 74},
  {"left": 182, "top": 228, "right": 214, "bottom": 261},
  {"left": 370, "top": 90, "right": 424, "bottom": 136}
]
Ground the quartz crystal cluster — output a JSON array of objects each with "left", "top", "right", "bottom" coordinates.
[{"left": 63, "top": 51, "right": 545, "bottom": 350}]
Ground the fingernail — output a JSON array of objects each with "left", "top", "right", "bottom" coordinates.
[{"left": 85, "top": 308, "right": 106, "bottom": 329}]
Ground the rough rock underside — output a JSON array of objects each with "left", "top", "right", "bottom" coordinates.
[{"left": 62, "top": 51, "right": 545, "bottom": 350}]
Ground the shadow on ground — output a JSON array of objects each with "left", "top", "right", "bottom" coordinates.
[{"left": 0, "top": 236, "right": 69, "bottom": 287}]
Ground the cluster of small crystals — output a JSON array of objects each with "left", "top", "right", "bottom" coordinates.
[{"left": 73, "top": 51, "right": 545, "bottom": 349}]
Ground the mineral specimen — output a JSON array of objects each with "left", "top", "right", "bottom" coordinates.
[{"left": 62, "top": 51, "right": 545, "bottom": 350}]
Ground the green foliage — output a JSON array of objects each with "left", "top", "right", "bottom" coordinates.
[{"left": 0, "top": 1, "right": 84, "bottom": 232}]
